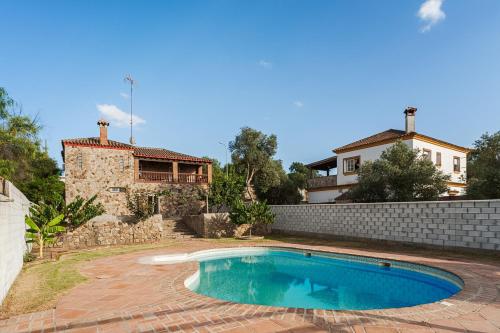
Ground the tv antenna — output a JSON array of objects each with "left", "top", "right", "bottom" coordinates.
[{"left": 124, "top": 74, "right": 136, "bottom": 145}]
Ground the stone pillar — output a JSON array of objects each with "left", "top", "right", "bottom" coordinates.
[
  {"left": 207, "top": 164, "right": 213, "bottom": 183},
  {"left": 197, "top": 165, "right": 203, "bottom": 175},
  {"left": 173, "top": 161, "right": 179, "bottom": 182}
]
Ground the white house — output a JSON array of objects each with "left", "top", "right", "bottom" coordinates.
[{"left": 306, "top": 107, "right": 469, "bottom": 203}]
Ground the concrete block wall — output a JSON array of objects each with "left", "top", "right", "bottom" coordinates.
[
  {"left": 0, "top": 179, "right": 30, "bottom": 304},
  {"left": 271, "top": 200, "right": 500, "bottom": 251}
]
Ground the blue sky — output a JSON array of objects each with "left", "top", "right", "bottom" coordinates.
[{"left": 1, "top": 0, "right": 499, "bottom": 169}]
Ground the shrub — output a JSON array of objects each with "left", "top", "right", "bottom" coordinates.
[
  {"left": 64, "top": 195, "right": 105, "bottom": 228},
  {"left": 229, "top": 200, "right": 275, "bottom": 237},
  {"left": 126, "top": 188, "right": 164, "bottom": 220}
]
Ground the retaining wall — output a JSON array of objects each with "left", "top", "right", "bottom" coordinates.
[
  {"left": 271, "top": 200, "right": 500, "bottom": 251},
  {"left": 0, "top": 178, "right": 30, "bottom": 304}
]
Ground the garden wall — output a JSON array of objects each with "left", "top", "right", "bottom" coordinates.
[
  {"left": 0, "top": 178, "right": 30, "bottom": 304},
  {"left": 55, "top": 214, "right": 165, "bottom": 250},
  {"left": 271, "top": 200, "right": 500, "bottom": 251},
  {"left": 183, "top": 213, "right": 271, "bottom": 238}
]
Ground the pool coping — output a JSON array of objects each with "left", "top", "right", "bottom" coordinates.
[{"left": 162, "top": 244, "right": 496, "bottom": 331}]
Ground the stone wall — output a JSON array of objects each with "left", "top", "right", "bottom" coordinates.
[
  {"left": 55, "top": 214, "right": 165, "bottom": 250},
  {"left": 183, "top": 213, "right": 271, "bottom": 238},
  {"left": 0, "top": 178, "right": 30, "bottom": 304},
  {"left": 271, "top": 200, "right": 500, "bottom": 251}
]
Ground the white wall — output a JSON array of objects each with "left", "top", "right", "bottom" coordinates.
[
  {"left": 410, "top": 139, "right": 467, "bottom": 194},
  {"left": 308, "top": 189, "right": 343, "bottom": 203},
  {"left": 0, "top": 179, "right": 30, "bottom": 304},
  {"left": 337, "top": 140, "right": 412, "bottom": 185}
]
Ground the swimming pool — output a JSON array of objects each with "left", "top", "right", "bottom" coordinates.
[{"left": 181, "top": 247, "right": 462, "bottom": 310}]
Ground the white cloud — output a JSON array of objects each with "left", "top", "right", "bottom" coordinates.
[
  {"left": 97, "top": 104, "right": 145, "bottom": 128},
  {"left": 258, "top": 60, "right": 273, "bottom": 69},
  {"left": 293, "top": 101, "right": 304, "bottom": 108},
  {"left": 418, "top": 0, "right": 446, "bottom": 32},
  {"left": 120, "top": 92, "right": 129, "bottom": 99}
]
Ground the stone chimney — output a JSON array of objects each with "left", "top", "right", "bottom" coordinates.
[
  {"left": 404, "top": 107, "right": 417, "bottom": 133},
  {"left": 97, "top": 119, "right": 110, "bottom": 145}
]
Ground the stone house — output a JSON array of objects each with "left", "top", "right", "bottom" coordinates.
[
  {"left": 306, "top": 107, "right": 470, "bottom": 203},
  {"left": 62, "top": 119, "right": 212, "bottom": 216}
]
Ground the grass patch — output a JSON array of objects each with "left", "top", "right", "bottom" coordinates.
[{"left": 0, "top": 240, "right": 177, "bottom": 319}]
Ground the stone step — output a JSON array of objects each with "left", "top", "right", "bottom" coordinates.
[{"left": 161, "top": 219, "right": 198, "bottom": 239}]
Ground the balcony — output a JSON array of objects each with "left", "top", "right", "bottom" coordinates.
[
  {"left": 307, "top": 175, "right": 338, "bottom": 189},
  {"left": 136, "top": 158, "right": 211, "bottom": 184},
  {"left": 138, "top": 171, "right": 208, "bottom": 184}
]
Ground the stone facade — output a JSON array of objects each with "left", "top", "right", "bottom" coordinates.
[
  {"left": 62, "top": 123, "right": 212, "bottom": 217},
  {"left": 0, "top": 178, "right": 30, "bottom": 304},
  {"left": 271, "top": 200, "right": 500, "bottom": 251},
  {"left": 183, "top": 213, "right": 272, "bottom": 238},
  {"left": 64, "top": 145, "right": 135, "bottom": 215}
]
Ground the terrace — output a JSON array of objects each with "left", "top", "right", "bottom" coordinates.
[
  {"left": 136, "top": 159, "right": 210, "bottom": 184},
  {"left": 306, "top": 156, "right": 338, "bottom": 189}
]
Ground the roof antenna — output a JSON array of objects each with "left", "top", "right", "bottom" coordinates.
[{"left": 124, "top": 74, "right": 136, "bottom": 145}]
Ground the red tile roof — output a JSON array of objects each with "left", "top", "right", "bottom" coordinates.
[
  {"left": 334, "top": 129, "right": 406, "bottom": 153},
  {"left": 62, "top": 137, "right": 133, "bottom": 149},
  {"left": 133, "top": 147, "right": 211, "bottom": 163},
  {"left": 333, "top": 129, "right": 470, "bottom": 154},
  {"left": 62, "top": 138, "right": 211, "bottom": 163}
]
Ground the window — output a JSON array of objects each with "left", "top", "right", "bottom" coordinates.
[
  {"left": 453, "top": 156, "right": 461, "bottom": 173},
  {"left": 436, "top": 152, "right": 442, "bottom": 167},
  {"left": 76, "top": 153, "right": 83, "bottom": 169},
  {"left": 343, "top": 156, "right": 360, "bottom": 174},
  {"left": 109, "top": 187, "right": 126, "bottom": 193},
  {"left": 119, "top": 157, "right": 125, "bottom": 172},
  {"left": 422, "top": 149, "right": 432, "bottom": 161}
]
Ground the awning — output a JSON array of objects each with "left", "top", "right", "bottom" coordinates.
[{"left": 305, "top": 156, "right": 337, "bottom": 171}]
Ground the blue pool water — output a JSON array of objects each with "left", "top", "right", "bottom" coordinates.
[{"left": 190, "top": 249, "right": 462, "bottom": 310}]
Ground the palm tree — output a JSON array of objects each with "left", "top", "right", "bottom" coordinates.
[{"left": 25, "top": 202, "right": 65, "bottom": 258}]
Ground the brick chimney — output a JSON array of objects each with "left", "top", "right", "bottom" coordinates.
[
  {"left": 97, "top": 119, "right": 110, "bottom": 145},
  {"left": 404, "top": 107, "right": 417, "bottom": 133}
]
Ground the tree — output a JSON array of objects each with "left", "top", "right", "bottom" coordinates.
[
  {"left": 229, "top": 127, "right": 279, "bottom": 201},
  {"left": 260, "top": 162, "right": 312, "bottom": 205},
  {"left": 467, "top": 131, "right": 500, "bottom": 199},
  {"left": 348, "top": 141, "right": 450, "bottom": 202},
  {"left": 209, "top": 172, "right": 246, "bottom": 212},
  {"left": 288, "top": 162, "right": 312, "bottom": 190},
  {"left": 25, "top": 203, "right": 65, "bottom": 258},
  {"left": 0, "top": 87, "right": 64, "bottom": 204}
]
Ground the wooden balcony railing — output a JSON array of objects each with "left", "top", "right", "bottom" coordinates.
[
  {"left": 137, "top": 171, "right": 208, "bottom": 184},
  {"left": 138, "top": 171, "right": 174, "bottom": 182},
  {"left": 178, "top": 173, "right": 208, "bottom": 184}
]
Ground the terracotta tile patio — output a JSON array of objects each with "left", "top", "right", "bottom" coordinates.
[{"left": 1, "top": 238, "right": 499, "bottom": 333}]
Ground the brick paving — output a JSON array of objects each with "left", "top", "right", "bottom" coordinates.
[{"left": 1, "top": 239, "right": 499, "bottom": 332}]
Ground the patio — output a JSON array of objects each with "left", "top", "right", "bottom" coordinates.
[{"left": 1, "top": 237, "right": 499, "bottom": 333}]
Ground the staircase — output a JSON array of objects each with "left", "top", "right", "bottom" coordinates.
[{"left": 161, "top": 218, "right": 198, "bottom": 239}]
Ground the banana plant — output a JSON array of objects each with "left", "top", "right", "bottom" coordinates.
[{"left": 25, "top": 202, "right": 65, "bottom": 258}]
